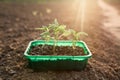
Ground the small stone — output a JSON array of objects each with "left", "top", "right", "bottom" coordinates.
[
  {"left": 32, "top": 11, "right": 38, "bottom": 16},
  {"left": 0, "top": 77, "right": 3, "bottom": 80},
  {"left": 46, "top": 8, "right": 52, "bottom": 14},
  {"left": 9, "top": 69, "right": 16, "bottom": 75},
  {"left": 16, "top": 18, "right": 20, "bottom": 21}
]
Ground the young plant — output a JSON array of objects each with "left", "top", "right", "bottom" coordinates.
[
  {"left": 36, "top": 19, "right": 67, "bottom": 54},
  {"left": 35, "top": 26, "right": 51, "bottom": 44},
  {"left": 70, "top": 30, "right": 88, "bottom": 49},
  {"left": 36, "top": 19, "right": 88, "bottom": 54},
  {"left": 49, "top": 19, "right": 67, "bottom": 54}
]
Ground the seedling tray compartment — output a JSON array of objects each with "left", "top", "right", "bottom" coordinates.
[{"left": 24, "top": 40, "right": 92, "bottom": 71}]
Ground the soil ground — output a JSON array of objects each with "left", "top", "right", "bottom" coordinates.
[
  {"left": 0, "top": 0, "right": 120, "bottom": 80},
  {"left": 98, "top": 0, "right": 120, "bottom": 40},
  {"left": 105, "top": 0, "right": 120, "bottom": 12}
]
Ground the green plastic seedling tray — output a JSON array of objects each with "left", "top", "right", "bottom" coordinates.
[{"left": 24, "top": 40, "right": 92, "bottom": 71}]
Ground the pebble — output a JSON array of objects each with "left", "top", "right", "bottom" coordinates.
[
  {"left": 9, "top": 70, "right": 16, "bottom": 75},
  {"left": 0, "top": 77, "right": 3, "bottom": 80}
]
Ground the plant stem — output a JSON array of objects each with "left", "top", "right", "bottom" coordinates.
[
  {"left": 72, "top": 40, "right": 76, "bottom": 49},
  {"left": 53, "top": 40, "right": 57, "bottom": 55}
]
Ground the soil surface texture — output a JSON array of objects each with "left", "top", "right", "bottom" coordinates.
[{"left": 30, "top": 45, "right": 85, "bottom": 56}]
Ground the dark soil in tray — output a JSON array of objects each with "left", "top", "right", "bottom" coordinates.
[{"left": 30, "top": 45, "right": 85, "bottom": 56}]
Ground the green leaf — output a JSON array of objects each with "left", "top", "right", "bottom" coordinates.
[
  {"left": 40, "top": 31, "right": 49, "bottom": 36},
  {"left": 35, "top": 28, "right": 43, "bottom": 30},
  {"left": 77, "top": 32, "right": 88, "bottom": 36},
  {"left": 35, "top": 26, "right": 48, "bottom": 31},
  {"left": 62, "top": 29, "right": 71, "bottom": 36},
  {"left": 58, "top": 25, "right": 66, "bottom": 31}
]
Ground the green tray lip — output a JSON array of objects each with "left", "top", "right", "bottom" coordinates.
[{"left": 24, "top": 40, "right": 92, "bottom": 60}]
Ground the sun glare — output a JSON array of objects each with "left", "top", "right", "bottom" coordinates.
[{"left": 74, "top": 0, "right": 87, "bottom": 32}]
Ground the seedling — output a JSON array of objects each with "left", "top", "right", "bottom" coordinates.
[
  {"left": 35, "top": 26, "right": 51, "bottom": 44},
  {"left": 69, "top": 29, "right": 88, "bottom": 49},
  {"left": 49, "top": 19, "right": 67, "bottom": 54},
  {"left": 36, "top": 19, "right": 67, "bottom": 54},
  {"left": 36, "top": 19, "right": 88, "bottom": 54}
]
